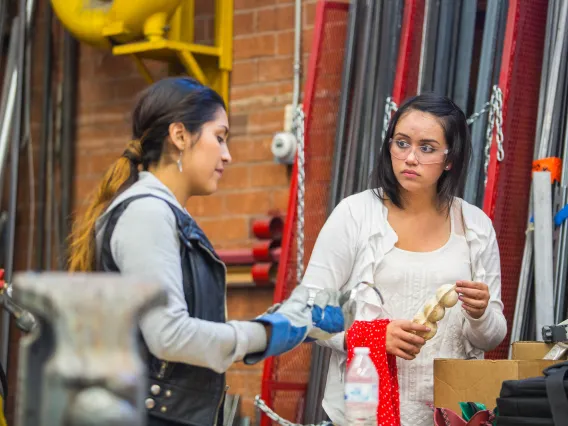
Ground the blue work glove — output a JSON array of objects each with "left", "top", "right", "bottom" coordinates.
[
  {"left": 243, "top": 286, "right": 344, "bottom": 364},
  {"left": 305, "top": 287, "right": 344, "bottom": 341}
]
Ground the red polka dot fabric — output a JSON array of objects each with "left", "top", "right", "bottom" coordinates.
[{"left": 346, "top": 319, "right": 401, "bottom": 426}]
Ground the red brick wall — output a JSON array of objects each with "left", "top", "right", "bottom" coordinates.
[{"left": 8, "top": 0, "right": 319, "bottom": 422}]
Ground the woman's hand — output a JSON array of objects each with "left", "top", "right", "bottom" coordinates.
[
  {"left": 456, "top": 281, "right": 490, "bottom": 319},
  {"left": 386, "top": 320, "right": 429, "bottom": 360}
]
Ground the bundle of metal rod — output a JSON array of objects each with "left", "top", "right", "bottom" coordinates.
[
  {"left": 416, "top": 0, "right": 509, "bottom": 206},
  {"left": 510, "top": 0, "right": 568, "bottom": 349},
  {"left": 464, "top": 0, "right": 508, "bottom": 206},
  {"left": 304, "top": 0, "right": 404, "bottom": 423},
  {"left": 329, "top": 0, "right": 403, "bottom": 204}
]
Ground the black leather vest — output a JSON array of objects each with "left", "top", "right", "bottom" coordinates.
[{"left": 98, "top": 194, "right": 227, "bottom": 426}]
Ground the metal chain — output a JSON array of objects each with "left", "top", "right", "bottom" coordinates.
[
  {"left": 483, "top": 85, "right": 504, "bottom": 186},
  {"left": 294, "top": 106, "right": 306, "bottom": 286},
  {"left": 382, "top": 96, "right": 398, "bottom": 141},
  {"left": 466, "top": 102, "right": 490, "bottom": 125},
  {"left": 254, "top": 396, "right": 332, "bottom": 426}
]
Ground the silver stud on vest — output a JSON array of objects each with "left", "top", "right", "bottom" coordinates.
[
  {"left": 145, "top": 398, "right": 156, "bottom": 410},
  {"left": 160, "top": 406, "right": 168, "bottom": 413},
  {"left": 165, "top": 389, "right": 172, "bottom": 398},
  {"left": 150, "top": 384, "right": 161, "bottom": 396}
]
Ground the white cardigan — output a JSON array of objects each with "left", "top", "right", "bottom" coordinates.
[{"left": 301, "top": 190, "right": 507, "bottom": 425}]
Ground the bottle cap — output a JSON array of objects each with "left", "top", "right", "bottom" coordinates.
[{"left": 354, "top": 347, "right": 370, "bottom": 355}]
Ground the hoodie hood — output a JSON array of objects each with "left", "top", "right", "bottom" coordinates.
[{"left": 94, "top": 171, "right": 186, "bottom": 259}]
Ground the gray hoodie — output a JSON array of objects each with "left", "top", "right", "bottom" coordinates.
[{"left": 95, "top": 171, "right": 267, "bottom": 373}]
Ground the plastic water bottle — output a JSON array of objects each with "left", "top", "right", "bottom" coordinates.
[{"left": 345, "top": 347, "right": 379, "bottom": 426}]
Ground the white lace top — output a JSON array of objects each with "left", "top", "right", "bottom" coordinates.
[
  {"left": 375, "top": 201, "right": 471, "bottom": 425},
  {"left": 300, "top": 190, "right": 507, "bottom": 426}
]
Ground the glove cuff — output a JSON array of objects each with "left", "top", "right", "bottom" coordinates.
[{"left": 243, "top": 313, "right": 306, "bottom": 365}]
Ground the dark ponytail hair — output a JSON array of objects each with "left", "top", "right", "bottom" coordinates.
[
  {"left": 370, "top": 93, "right": 472, "bottom": 210},
  {"left": 68, "top": 77, "right": 225, "bottom": 272}
]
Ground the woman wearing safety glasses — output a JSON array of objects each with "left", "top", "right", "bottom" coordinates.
[{"left": 301, "top": 93, "right": 507, "bottom": 425}]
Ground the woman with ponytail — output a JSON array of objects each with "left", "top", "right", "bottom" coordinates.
[{"left": 68, "top": 77, "right": 344, "bottom": 426}]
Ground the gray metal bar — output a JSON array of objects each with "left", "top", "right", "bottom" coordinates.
[
  {"left": 533, "top": 172, "right": 556, "bottom": 335},
  {"left": 368, "top": 0, "right": 403, "bottom": 168},
  {"left": 2, "top": 0, "right": 27, "bottom": 379},
  {"left": 446, "top": 0, "right": 462, "bottom": 99},
  {"left": 538, "top": 0, "right": 567, "bottom": 159},
  {"left": 554, "top": 38, "right": 568, "bottom": 323},
  {"left": 463, "top": 0, "right": 504, "bottom": 205},
  {"left": 356, "top": 0, "right": 382, "bottom": 192},
  {"left": 535, "top": 0, "right": 556, "bottom": 149},
  {"left": 432, "top": 0, "right": 455, "bottom": 95},
  {"left": 340, "top": 0, "right": 371, "bottom": 198},
  {"left": 452, "top": 0, "right": 477, "bottom": 112},
  {"left": 418, "top": 0, "right": 440, "bottom": 93},
  {"left": 329, "top": 0, "right": 358, "bottom": 211},
  {"left": 417, "top": 0, "right": 432, "bottom": 95},
  {"left": 509, "top": 222, "right": 534, "bottom": 356}
]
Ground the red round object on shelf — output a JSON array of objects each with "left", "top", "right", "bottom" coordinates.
[
  {"left": 251, "top": 263, "right": 277, "bottom": 285},
  {"left": 252, "top": 217, "right": 284, "bottom": 240}
]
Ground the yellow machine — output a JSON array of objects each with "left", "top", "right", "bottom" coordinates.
[{"left": 50, "top": 0, "right": 233, "bottom": 105}]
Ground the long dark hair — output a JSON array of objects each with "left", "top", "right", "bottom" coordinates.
[
  {"left": 370, "top": 93, "right": 472, "bottom": 209},
  {"left": 68, "top": 77, "right": 225, "bottom": 271}
]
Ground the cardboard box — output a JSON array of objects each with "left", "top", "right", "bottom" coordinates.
[
  {"left": 433, "top": 342, "right": 564, "bottom": 413},
  {"left": 511, "top": 341, "right": 555, "bottom": 360}
]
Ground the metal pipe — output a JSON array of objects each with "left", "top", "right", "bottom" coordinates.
[
  {"left": 538, "top": 0, "right": 567, "bottom": 159},
  {"left": 368, "top": 0, "right": 403, "bottom": 171},
  {"left": 0, "top": 23, "right": 19, "bottom": 189},
  {"left": 452, "top": 0, "right": 477, "bottom": 112},
  {"left": 446, "top": 0, "right": 462, "bottom": 99},
  {"left": 356, "top": 0, "right": 382, "bottom": 192},
  {"left": 59, "top": 32, "right": 79, "bottom": 267},
  {"left": 432, "top": 0, "right": 455, "bottom": 95},
  {"left": 292, "top": 0, "right": 302, "bottom": 110},
  {"left": 329, "top": 0, "right": 358, "bottom": 211},
  {"left": 417, "top": 0, "right": 432, "bottom": 94},
  {"left": 463, "top": 0, "right": 503, "bottom": 205},
  {"left": 418, "top": 0, "right": 440, "bottom": 93},
  {"left": 341, "top": 0, "right": 372, "bottom": 197},
  {"left": 535, "top": 0, "right": 556, "bottom": 148},
  {"left": 3, "top": 0, "right": 28, "bottom": 378},
  {"left": 555, "top": 109, "right": 568, "bottom": 322},
  {"left": 36, "top": 3, "right": 53, "bottom": 271},
  {"left": 0, "top": 16, "right": 19, "bottom": 392},
  {"left": 533, "top": 172, "right": 555, "bottom": 334}
]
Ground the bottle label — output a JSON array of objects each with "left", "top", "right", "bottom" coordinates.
[{"left": 344, "top": 383, "right": 378, "bottom": 403}]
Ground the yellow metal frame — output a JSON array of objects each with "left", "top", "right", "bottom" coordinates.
[
  {"left": 111, "top": 0, "right": 233, "bottom": 106},
  {"left": 50, "top": 0, "right": 233, "bottom": 105}
]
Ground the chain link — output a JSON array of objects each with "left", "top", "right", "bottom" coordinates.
[
  {"left": 382, "top": 96, "right": 398, "bottom": 141},
  {"left": 466, "top": 102, "right": 490, "bottom": 125},
  {"left": 254, "top": 396, "right": 332, "bottom": 426},
  {"left": 294, "top": 106, "right": 306, "bottom": 286},
  {"left": 483, "top": 85, "right": 504, "bottom": 186}
]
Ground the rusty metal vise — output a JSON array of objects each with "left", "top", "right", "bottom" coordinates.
[{"left": 12, "top": 272, "right": 167, "bottom": 426}]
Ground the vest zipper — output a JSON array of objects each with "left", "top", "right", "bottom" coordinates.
[
  {"left": 197, "top": 241, "right": 229, "bottom": 425},
  {"left": 212, "top": 383, "right": 229, "bottom": 426}
]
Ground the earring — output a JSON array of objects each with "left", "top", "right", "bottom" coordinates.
[
  {"left": 445, "top": 166, "right": 450, "bottom": 170},
  {"left": 177, "top": 151, "right": 183, "bottom": 172}
]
